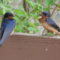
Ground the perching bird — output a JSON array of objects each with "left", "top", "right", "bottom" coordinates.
[
  {"left": 0, "top": 12, "right": 16, "bottom": 46},
  {"left": 42, "top": 11, "right": 60, "bottom": 32}
]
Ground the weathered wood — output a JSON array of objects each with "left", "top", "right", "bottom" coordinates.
[{"left": 0, "top": 35, "right": 60, "bottom": 60}]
